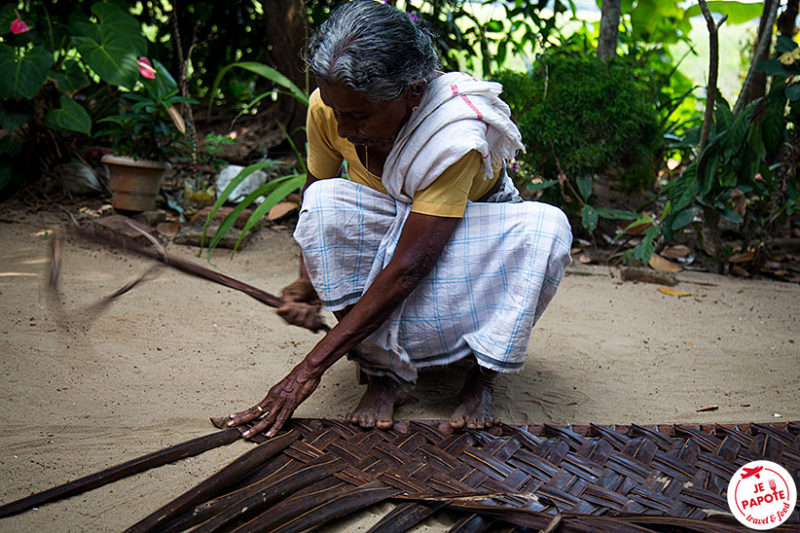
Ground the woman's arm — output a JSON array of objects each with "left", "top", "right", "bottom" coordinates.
[{"left": 229, "top": 211, "right": 460, "bottom": 437}]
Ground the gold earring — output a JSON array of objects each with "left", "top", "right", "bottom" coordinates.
[{"left": 412, "top": 105, "right": 419, "bottom": 111}]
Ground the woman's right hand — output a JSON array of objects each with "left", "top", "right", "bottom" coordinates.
[{"left": 277, "top": 278, "right": 325, "bottom": 332}]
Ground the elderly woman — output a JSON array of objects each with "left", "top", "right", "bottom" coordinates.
[{"left": 227, "top": 0, "right": 572, "bottom": 438}]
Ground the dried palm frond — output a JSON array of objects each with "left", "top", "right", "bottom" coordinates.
[{"left": 2, "top": 420, "right": 798, "bottom": 532}]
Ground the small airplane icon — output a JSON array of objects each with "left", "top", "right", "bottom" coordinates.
[{"left": 741, "top": 466, "right": 763, "bottom": 480}]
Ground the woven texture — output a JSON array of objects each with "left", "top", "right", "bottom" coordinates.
[{"left": 133, "top": 420, "right": 800, "bottom": 533}]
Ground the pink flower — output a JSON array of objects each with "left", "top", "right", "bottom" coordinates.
[
  {"left": 11, "top": 11, "right": 29, "bottom": 34},
  {"left": 137, "top": 57, "right": 156, "bottom": 79}
]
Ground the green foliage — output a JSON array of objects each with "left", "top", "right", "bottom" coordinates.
[
  {"left": 209, "top": 61, "right": 309, "bottom": 119},
  {"left": 202, "top": 63, "right": 310, "bottom": 257},
  {"left": 496, "top": 53, "right": 661, "bottom": 192},
  {"left": 201, "top": 162, "right": 305, "bottom": 255},
  {"left": 397, "top": 0, "right": 574, "bottom": 77},
  {"left": 626, "top": 74, "right": 797, "bottom": 265},
  {"left": 0, "top": 1, "right": 178, "bottom": 194},
  {"left": 756, "top": 37, "right": 800, "bottom": 102},
  {"left": 95, "top": 60, "right": 197, "bottom": 162},
  {"left": 68, "top": 3, "right": 148, "bottom": 89},
  {"left": 684, "top": 2, "right": 767, "bottom": 25},
  {"left": 202, "top": 133, "right": 237, "bottom": 173}
]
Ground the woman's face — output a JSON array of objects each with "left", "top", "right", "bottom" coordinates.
[{"left": 318, "top": 80, "right": 421, "bottom": 151}]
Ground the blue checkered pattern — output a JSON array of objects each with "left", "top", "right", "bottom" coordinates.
[{"left": 294, "top": 177, "right": 572, "bottom": 381}]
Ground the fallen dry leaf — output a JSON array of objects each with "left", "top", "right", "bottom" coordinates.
[
  {"left": 729, "top": 250, "right": 754, "bottom": 263},
  {"left": 731, "top": 265, "right": 750, "bottom": 277},
  {"left": 268, "top": 201, "right": 298, "bottom": 221},
  {"left": 657, "top": 287, "right": 693, "bottom": 297},
  {"left": 730, "top": 188, "right": 746, "bottom": 218},
  {"left": 661, "top": 245, "right": 691, "bottom": 259},
  {"left": 156, "top": 222, "right": 180, "bottom": 237},
  {"left": 649, "top": 253, "right": 682, "bottom": 273},
  {"left": 578, "top": 253, "right": 594, "bottom": 264}
]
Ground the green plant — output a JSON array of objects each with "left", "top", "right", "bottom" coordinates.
[
  {"left": 494, "top": 53, "right": 660, "bottom": 235},
  {"left": 0, "top": 2, "right": 175, "bottom": 194},
  {"left": 96, "top": 60, "right": 197, "bottom": 162},
  {"left": 625, "top": 81, "right": 796, "bottom": 267},
  {"left": 201, "top": 62, "right": 309, "bottom": 256},
  {"left": 201, "top": 133, "right": 237, "bottom": 173}
]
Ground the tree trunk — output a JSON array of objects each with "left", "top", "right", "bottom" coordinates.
[
  {"left": 264, "top": 0, "right": 309, "bottom": 152},
  {"left": 748, "top": 0, "right": 777, "bottom": 103},
  {"left": 777, "top": 0, "right": 799, "bottom": 38},
  {"left": 698, "top": 0, "right": 725, "bottom": 153},
  {"left": 734, "top": 0, "right": 779, "bottom": 114},
  {"left": 597, "top": 0, "right": 622, "bottom": 60}
]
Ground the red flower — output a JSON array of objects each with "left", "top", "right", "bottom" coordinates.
[
  {"left": 137, "top": 57, "right": 156, "bottom": 79},
  {"left": 10, "top": 11, "right": 29, "bottom": 34}
]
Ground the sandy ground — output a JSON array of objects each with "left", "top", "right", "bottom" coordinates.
[{"left": 0, "top": 207, "right": 798, "bottom": 532}]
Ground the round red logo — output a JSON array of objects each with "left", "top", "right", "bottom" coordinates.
[{"left": 727, "top": 460, "right": 797, "bottom": 530}]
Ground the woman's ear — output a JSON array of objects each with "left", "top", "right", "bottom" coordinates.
[{"left": 406, "top": 80, "right": 427, "bottom": 108}]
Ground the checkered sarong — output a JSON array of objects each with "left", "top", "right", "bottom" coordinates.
[{"left": 294, "top": 177, "right": 572, "bottom": 382}]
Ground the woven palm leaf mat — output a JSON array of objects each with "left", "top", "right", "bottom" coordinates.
[{"left": 2, "top": 420, "right": 799, "bottom": 532}]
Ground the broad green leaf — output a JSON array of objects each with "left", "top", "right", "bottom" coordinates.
[
  {"left": 776, "top": 35, "right": 798, "bottom": 53},
  {"left": 720, "top": 207, "right": 743, "bottom": 224},
  {"left": 575, "top": 174, "right": 593, "bottom": 202},
  {"left": 667, "top": 165, "right": 699, "bottom": 212},
  {"left": 696, "top": 148, "right": 719, "bottom": 196},
  {"left": 594, "top": 207, "right": 639, "bottom": 220},
  {"left": 786, "top": 84, "right": 800, "bottom": 101},
  {"left": 50, "top": 60, "right": 90, "bottom": 94},
  {"left": 620, "top": 215, "right": 654, "bottom": 235},
  {"left": 671, "top": 205, "right": 702, "bottom": 231},
  {"left": 761, "top": 82, "right": 788, "bottom": 155},
  {"left": 684, "top": 1, "right": 764, "bottom": 24},
  {"left": 635, "top": 225, "right": 661, "bottom": 264},
  {"left": 72, "top": 34, "right": 139, "bottom": 88},
  {"left": 141, "top": 58, "right": 179, "bottom": 100},
  {"left": 631, "top": 0, "right": 685, "bottom": 44},
  {"left": 90, "top": 3, "right": 147, "bottom": 55},
  {"left": 580, "top": 204, "right": 598, "bottom": 233},
  {"left": 755, "top": 58, "right": 795, "bottom": 77},
  {"left": 0, "top": 44, "right": 53, "bottom": 99},
  {"left": 43, "top": 95, "right": 91, "bottom": 134},
  {"left": 70, "top": 3, "right": 146, "bottom": 89},
  {"left": 722, "top": 109, "right": 749, "bottom": 160}
]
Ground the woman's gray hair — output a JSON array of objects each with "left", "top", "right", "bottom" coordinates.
[{"left": 307, "top": 0, "right": 441, "bottom": 100}]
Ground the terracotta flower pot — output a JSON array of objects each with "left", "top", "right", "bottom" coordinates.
[{"left": 102, "top": 154, "right": 170, "bottom": 212}]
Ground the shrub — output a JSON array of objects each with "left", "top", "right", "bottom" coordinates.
[{"left": 494, "top": 53, "right": 661, "bottom": 194}]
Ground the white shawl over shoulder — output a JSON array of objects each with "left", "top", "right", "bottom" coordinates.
[{"left": 382, "top": 72, "right": 524, "bottom": 204}]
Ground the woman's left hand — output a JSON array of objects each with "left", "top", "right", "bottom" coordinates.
[{"left": 226, "top": 361, "right": 321, "bottom": 438}]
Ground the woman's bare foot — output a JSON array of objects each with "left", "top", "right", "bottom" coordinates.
[
  {"left": 446, "top": 364, "right": 500, "bottom": 430},
  {"left": 347, "top": 374, "right": 410, "bottom": 429}
]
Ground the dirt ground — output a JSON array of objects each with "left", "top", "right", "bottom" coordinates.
[{"left": 0, "top": 205, "right": 798, "bottom": 532}]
